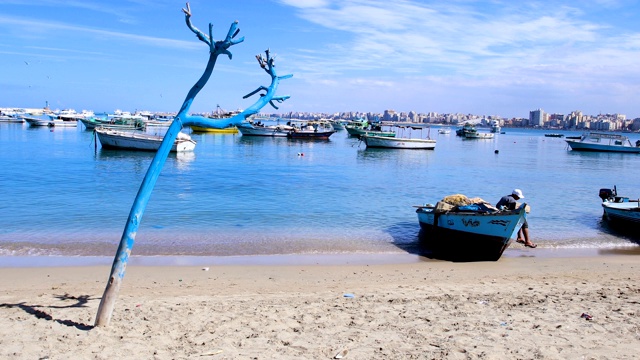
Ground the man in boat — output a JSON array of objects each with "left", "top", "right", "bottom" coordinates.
[{"left": 496, "top": 189, "right": 537, "bottom": 248}]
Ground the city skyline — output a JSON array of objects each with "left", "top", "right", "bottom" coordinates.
[{"left": 2, "top": 1, "right": 640, "bottom": 118}]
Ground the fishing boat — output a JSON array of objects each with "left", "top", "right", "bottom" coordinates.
[
  {"left": 598, "top": 186, "right": 640, "bottom": 234},
  {"left": 363, "top": 135, "right": 436, "bottom": 149},
  {"left": 438, "top": 128, "right": 451, "bottom": 135},
  {"left": 345, "top": 119, "right": 395, "bottom": 138},
  {"left": 464, "top": 131, "right": 494, "bottom": 139},
  {"left": 455, "top": 123, "right": 477, "bottom": 137},
  {"left": 80, "top": 117, "right": 146, "bottom": 130},
  {"left": 363, "top": 126, "right": 436, "bottom": 149},
  {"left": 490, "top": 120, "right": 501, "bottom": 133},
  {"left": 415, "top": 196, "right": 528, "bottom": 261},
  {"left": 94, "top": 127, "right": 196, "bottom": 152},
  {"left": 0, "top": 113, "right": 24, "bottom": 123},
  {"left": 190, "top": 125, "right": 239, "bottom": 134},
  {"left": 23, "top": 116, "right": 54, "bottom": 127},
  {"left": 329, "top": 119, "right": 346, "bottom": 130},
  {"left": 237, "top": 121, "right": 292, "bottom": 137},
  {"left": 287, "top": 120, "right": 335, "bottom": 139},
  {"left": 47, "top": 119, "right": 78, "bottom": 127},
  {"left": 565, "top": 132, "right": 640, "bottom": 153},
  {"left": 544, "top": 133, "right": 564, "bottom": 138}
]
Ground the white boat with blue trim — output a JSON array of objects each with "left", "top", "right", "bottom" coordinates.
[
  {"left": 566, "top": 132, "right": 640, "bottom": 153},
  {"left": 95, "top": 127, "right": 196, "bottom": 152},
  {"left": 599, "top": 186, "right": 640, "bottom": 234}
]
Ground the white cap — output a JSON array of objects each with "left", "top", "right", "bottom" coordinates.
[{"left": 512, "top": 189, "right": 524, "bottom": 198}]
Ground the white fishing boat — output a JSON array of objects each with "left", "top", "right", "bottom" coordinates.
[
  {"left": 599, "top": 186, "right": 640, "bottom": 234},
  {"left": 415, "top": 195, "right": 528, "bottom": 261},
  {"left": 565, "top": 132, "right": 640, "bottom": 153},
  {"left": 287, "top": 120, "right": 336, "bottom": 139},
  {"left": 464, "top": 131, "right": 494, "bottom": 139},
  {"left": 364, "top": 125, "right": 435, "bottom": 149},
  {"left": 24, "top": 116, "right": 53, "bottom": 127},
  {"left": 237, "top": 122, "right": 292, "bottom": 137},
  {"left": 0, "top": 114, "right": 24, "bottom": 123},
  {"left": 47, "top": 119, "right": 78, "bottom": 127},
  {"left": 438, "top": 128, "right": 451, "bottom": 134},
  {"left": 363, "top": 135, "right": 436, "bottom": 149},
  {"left": 490, "top": 120, "right": 501, "bottom": 133},
  {"left": 94, "top": 127, "right": 196, "bottom": 152}
]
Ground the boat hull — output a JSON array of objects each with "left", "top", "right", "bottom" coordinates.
[
  {"left": 287, "top": 130, "right": 335, "bottom": 139},
  {"left": 364, "top": 135, "right": 436, "bottom": 149},
  {"left": 602, "top": 201, "right": 640, "bottom": 234},
  {"left": 566, "top": 140, "right": 640, "bottom": 153},
  {"left": 95, "top": 128, "right": 196, "bottom": 152},
  {"left": 47, "top": 120, "right": 77, "bottom": 127},
  {"left": 464, "top": 132, "right": 494, "bottom": 139},
  {"left": 191, "top": 125, "right": 238, "bottom": 134},
  {"left": 416, "top": 205, "right": 526, "bottom": 261}
]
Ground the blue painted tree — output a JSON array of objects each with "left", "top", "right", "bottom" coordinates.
[{"left": 95, "top": 2, "right": 292, "bottom": 326}]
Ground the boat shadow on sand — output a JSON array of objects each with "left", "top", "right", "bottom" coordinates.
[{"left": 386, "top": 222, "right": 491, "bottom": 262}]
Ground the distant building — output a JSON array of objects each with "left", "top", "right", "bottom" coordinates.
[{"left": 529, "top": 109, "right": 545, "bottom": 127}]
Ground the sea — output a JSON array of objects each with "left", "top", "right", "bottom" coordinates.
[{"left": 1, "top": 120, "right": 640, "bottom": 266}]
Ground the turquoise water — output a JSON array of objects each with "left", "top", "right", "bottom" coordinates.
[{"left": 1, "top": 122, "right": 639, "bottom": 258}]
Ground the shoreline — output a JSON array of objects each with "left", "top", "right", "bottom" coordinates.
[
  {"left": 2, "top": 246, "right": 640, "bottom": 268},
  {"left": 1, "top": 254, "right": 638, "bottom": 358}
]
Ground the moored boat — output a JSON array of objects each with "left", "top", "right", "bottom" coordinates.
[
  {"left": 237, "top": 121, "right": 292, "bottom": 137},
  {"left": 95, "top": 127, "right": 196, "bottom": 152},
  {"left": 47, "top": 119, "right": 78, "bottom": 127},
  {"left": 363, "top": 134, "right": 436, "bottom": 149},
  {"left": 0, "top": 113, "right": 24, "bottom": 123},
  {"left": 345, "top": 119, "right": 395, "bottom": 138},
  {"left": 455, "top": 123, "right": 477, "bottom": 137},
  {"left": 287, "top": 120, "right": 335, "bottom": 139},
  {"left": 364, "top": 126, "right": 435, "bottom": 149},
  {"left": 80, "top": 117, "right": 146, "bottom": 130},
  {"left": 490, "top": 120, "right": 501, "bottom": 133},
  {"left": 24, "top": 116, "right": 62, "bottom": 127},
  {"left": 415, "top": 195, "right": 527, "bottom": 261},
  {"left": 565, "top": 132, "right": 640, "bottom": 153},
  {"left": 544, "top": 133, "right": 564, "bottom": 138},
  {"left": 464, "top": 131, "right": 494, "bottom": 139},
  {"left": 190, "top": 125, "right": 239, "bottom": 134},
  {"left": 598, "top": 186, "right": 640, "bottom": 234}
]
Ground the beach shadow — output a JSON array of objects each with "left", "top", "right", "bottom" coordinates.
[
  {"left": 386, "top": 222, "right": 505, "bottom": 262},
  {"left": 598, "top": 218, "right": 640, "bottom": 247},
  {"left": 0, "top": 293, "right": 97, "bottom": 331},
  {"left": 385, "top": 221, "right": 445, "bottom": 260}
]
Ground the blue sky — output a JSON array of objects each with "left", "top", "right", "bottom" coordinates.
[{"left": 2, "top": 0, "right": 640, "bottom": 118}]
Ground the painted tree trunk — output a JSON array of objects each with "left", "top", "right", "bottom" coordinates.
[{"left": 95, "top": 3, "right": 291, "bottom": 326}]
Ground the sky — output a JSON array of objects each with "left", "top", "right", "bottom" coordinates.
[{"left": 2, "top": 0, "right": 640, "bottom": 118}]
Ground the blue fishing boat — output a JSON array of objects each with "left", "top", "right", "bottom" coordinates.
[{"left": 415, "top": 198, "right": 528, "bottom": 261}]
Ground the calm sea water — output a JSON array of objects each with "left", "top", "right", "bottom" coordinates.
[{"left": 1, "top": 121, "right": 640, "bottom": 260}]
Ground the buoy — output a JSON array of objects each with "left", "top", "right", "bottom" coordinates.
[{"left": 494, "top": 149, "right": 499, "bottom": 154}]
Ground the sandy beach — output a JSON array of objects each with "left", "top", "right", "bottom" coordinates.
[{"left": 1, "top": 253, "right": 639, "bottom": 359}]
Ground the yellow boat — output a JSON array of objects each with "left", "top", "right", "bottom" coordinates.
[{"left": 190, "top": 125, "right": 239, "bottom": 134}]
